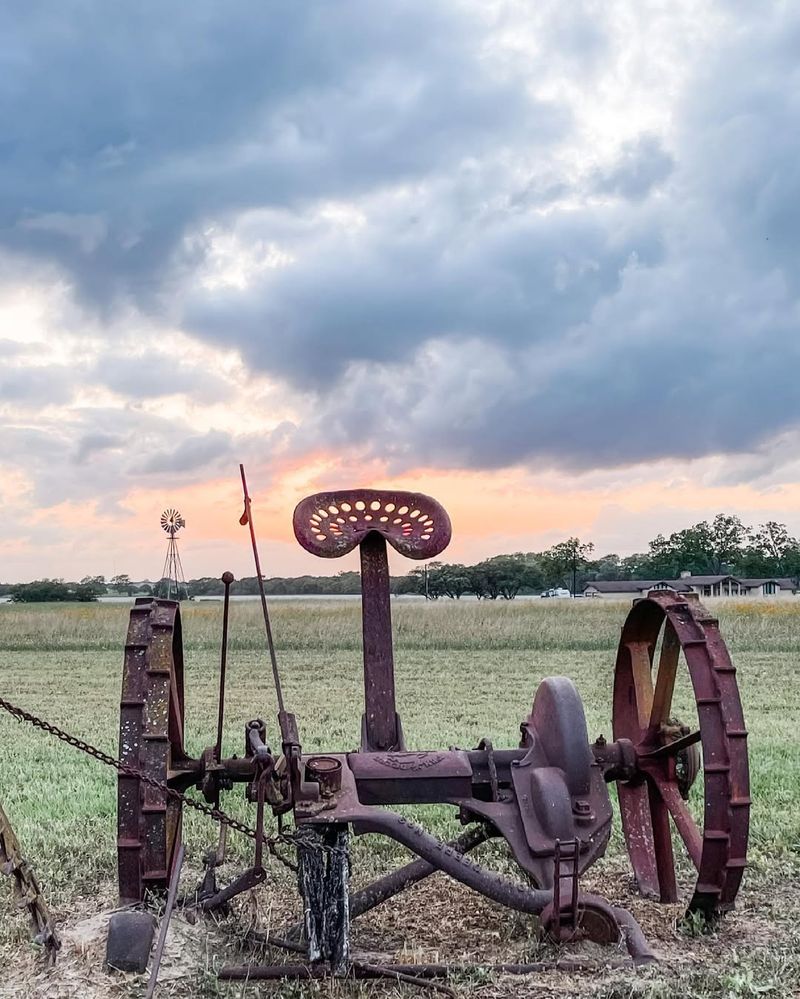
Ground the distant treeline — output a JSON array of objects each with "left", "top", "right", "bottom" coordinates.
[
  {"left": 2, "top": 578, "right": 109, "bottom": 602},
  {"left": 400, "top": 515, "right": 800, "bottom": 600},
  {"left": 1, "top": 572, "right": 370, "bottom": 602},
  {"left": 189, "top": 571, "right": 366, "bottom": 597},
  {"left": 4, "top": 514, "right": 800, "bottom": 602}
]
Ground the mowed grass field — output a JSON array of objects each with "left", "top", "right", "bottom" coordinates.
[{"left": 1, "top": 597, "right": 799, "bottom": 998}]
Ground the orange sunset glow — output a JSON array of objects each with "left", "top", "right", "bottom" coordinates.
[{"left": 5, "top": 448, "right": 800, "bottom": 583}]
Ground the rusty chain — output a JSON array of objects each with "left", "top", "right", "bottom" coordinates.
[{"left": 0, "top": 695, "right": 300, "bottom": 870}]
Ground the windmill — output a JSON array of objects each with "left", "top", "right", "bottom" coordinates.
[{"left": 159, "top": 508, "right": 188, "bottom": 600}]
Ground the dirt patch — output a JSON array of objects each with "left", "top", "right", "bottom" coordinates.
[
  {"left": 0, "top": 897, "right": 218, "bottom": 999},
  {"left": 2, "top": 858, "right": 797, "bottom": 999}
]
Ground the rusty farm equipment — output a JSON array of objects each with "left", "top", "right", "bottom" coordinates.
[
  {"left": 111, "top": 475, "right": 749, "bottom": 983},
  {"left": 0, "top": 471, "right": 750, "bottom": 988}
]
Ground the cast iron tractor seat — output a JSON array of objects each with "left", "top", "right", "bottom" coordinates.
[
  {"left": 293, "top": 488, "right": 451, "bottom": 560},
  {"left": 293, "top": 489, "right": 452, "bottom": 753}
]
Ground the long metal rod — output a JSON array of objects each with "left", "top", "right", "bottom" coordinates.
[
  {"left": 349, "top": 823, "right": 492, "bottom": 919},
  {"left": 219, "top": 957, "right": 638, "bottom": 981},
  {"left": 160, "top": 542, "right": 172, "bottom": 600},
  {"left": 144, "top": 842, "right": 185, "bottom": 999},
  {"left": 358, "top": 962, "right": 457, "bottom": 997},
  {"left": 224, "top": 935, "right": 458, "bottom": 997},
  {"left": 239, "top": 464, "right": 286, "bottom": 718},
  {"left": 213, "top": 571, "right": 234, "bottom": 766}
]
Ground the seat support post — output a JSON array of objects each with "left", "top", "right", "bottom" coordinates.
[{"left": 359, "top": 532, "right": 402, "bottom": 752}]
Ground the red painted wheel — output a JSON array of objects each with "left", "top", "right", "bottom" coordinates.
[
  {"left": 612, "top": 592, "right": 749, "bottom": 916},
  {"left": 117, "top": 599, "right": 187, "bottom": 904}
]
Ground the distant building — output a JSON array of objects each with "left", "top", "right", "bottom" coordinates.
[{"left": 582, "top": 573, "right": 798, "bottom": 600}]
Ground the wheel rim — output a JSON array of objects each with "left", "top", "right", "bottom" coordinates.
[
  {"left": 117, "top": 599, "right": 186, "bottom": 904},
  {"left": 612, "top": 592, "right": 750, "bottom": 915}
]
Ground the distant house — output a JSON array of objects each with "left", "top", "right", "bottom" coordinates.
[{"left": 582, "top": 573, "right": 798, "bottom": 599}]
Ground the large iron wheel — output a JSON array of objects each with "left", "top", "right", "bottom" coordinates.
[
  {"left": 117, "top": 599, "right": 187, "bottom": 904},
  {"left": 612, "top": 591, "right": 750, "bottom": 916}
]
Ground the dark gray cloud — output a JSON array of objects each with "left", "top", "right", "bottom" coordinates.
[
  {"left": 0, "top": 0, "right": 563, "bottom": 311},
  {"left": 188, "top": 5, "right": 800, "bottom": 477},
  {"left": 3, "top": 1, "right": 800, "bottom": 493},
  {"left": 186, "top": 200, "right": 662, "bottom": 385},
  {"left": 300, "top": 233, "right": 800, "bottom": 473},
  {"left": 680, "top": 18, "right": 800, "bottom": 294}
]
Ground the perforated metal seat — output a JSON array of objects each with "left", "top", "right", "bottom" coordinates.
[{"left": 293, "top": 489, "right": 451, "bottom": 560}]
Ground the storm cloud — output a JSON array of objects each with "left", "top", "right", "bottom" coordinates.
[
  {"left": 1, "top": 1, "right": 562, "bottom": 307},
  {"left": 2, "top": 0, "right": 800, "bottom": 506}
]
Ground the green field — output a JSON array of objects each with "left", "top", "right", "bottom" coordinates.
[{"left": 1, "top": 598, "right": 799, "bottom": 998}]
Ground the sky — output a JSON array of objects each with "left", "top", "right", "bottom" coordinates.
[{"left": 2, "top": 0, "right": 800, "bottom": 583}]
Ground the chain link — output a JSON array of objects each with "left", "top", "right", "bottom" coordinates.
[{"left": 0, "top": 695, "right": 296, "bottom": 861}]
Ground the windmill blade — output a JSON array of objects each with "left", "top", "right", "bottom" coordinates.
[{"left": 160, "top": 508, "right": 185, "bottom": 536}]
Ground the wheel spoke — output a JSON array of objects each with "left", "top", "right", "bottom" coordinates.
[
  {"left": 627, "top": 641, "right": 654, "bottom": 732},
  {"left": 648, "top": 780, "right": 678, "bottom": 903},
  {"left": 641, "top": 729, "right": 701, "bottom": 760},
  {"left": 169, "top": 668, "right": 185, "bottom": 750},
  {"left": 648, "top": 620, "right": 679, "bottom": 731},
  {"left": 652, "top": 775, "right": 703, "bottom": 869},
  {"left": 617, "top": 781, "right": 660, "bottom": 898}
]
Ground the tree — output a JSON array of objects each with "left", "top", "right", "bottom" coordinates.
[
  {"left": 329, "top": 571, "right": 362, "bottom": 595},
  {"left": 644, "top": 533, "right": 682, "bottom": 578},
  {"left": 433, "top": 563, "right": 471, "bottom": 600},
  {"left": 421, "top": 563, "right": 445, "bottom": 600},
  {"left": 111, "top": 573, "right": 133, "bottom": 595},
  {"left": 9, "top": 579, "right": 103, "bottom": 602},
  {"left": 585, "top": 553, "right": 627, "bottom": 581},
  {"left": 751, "top": 521, "right": 795, "bottom": 564},
  {"left": 490, "top": 557, "right": 528, "bottom": 600},
  {"left": 75, "top": 578, "right": 105, "bottom": 601},
  {"left": 472, "top": 561, "right": 501, "bottom": 599},
  {"left": 471, "top": 555, "right": 541, "bottom": 600},
  {"left": 465, "top": 564, "right": 490, "bottom": 600},
  {"left": 742, "top": 522, "right": 800, "bottom": 580},
  {"left": 187, "top": 576, "right": 224, "bottom": 597},
  {"left": 395, "top": 563, "right": 473, "bottom": 600},
  {"left": 10, "top": 580, "right": 72, "bottom": 603},
  {"left": 393, "top": 570, "right": 424, "bottom": 596},
  {"left": 642, "top": 515, "right": 751, "bottom": 577},
  {"left": 541, "top": 539, "right": 595, "bottom": 594},
  {"left": 706, "top": 514, "right": 751, "bottom": 573}
]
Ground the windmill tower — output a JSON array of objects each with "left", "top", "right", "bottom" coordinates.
[{"left": 159, "top": 508, "right": 188, "bottom": 600}]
